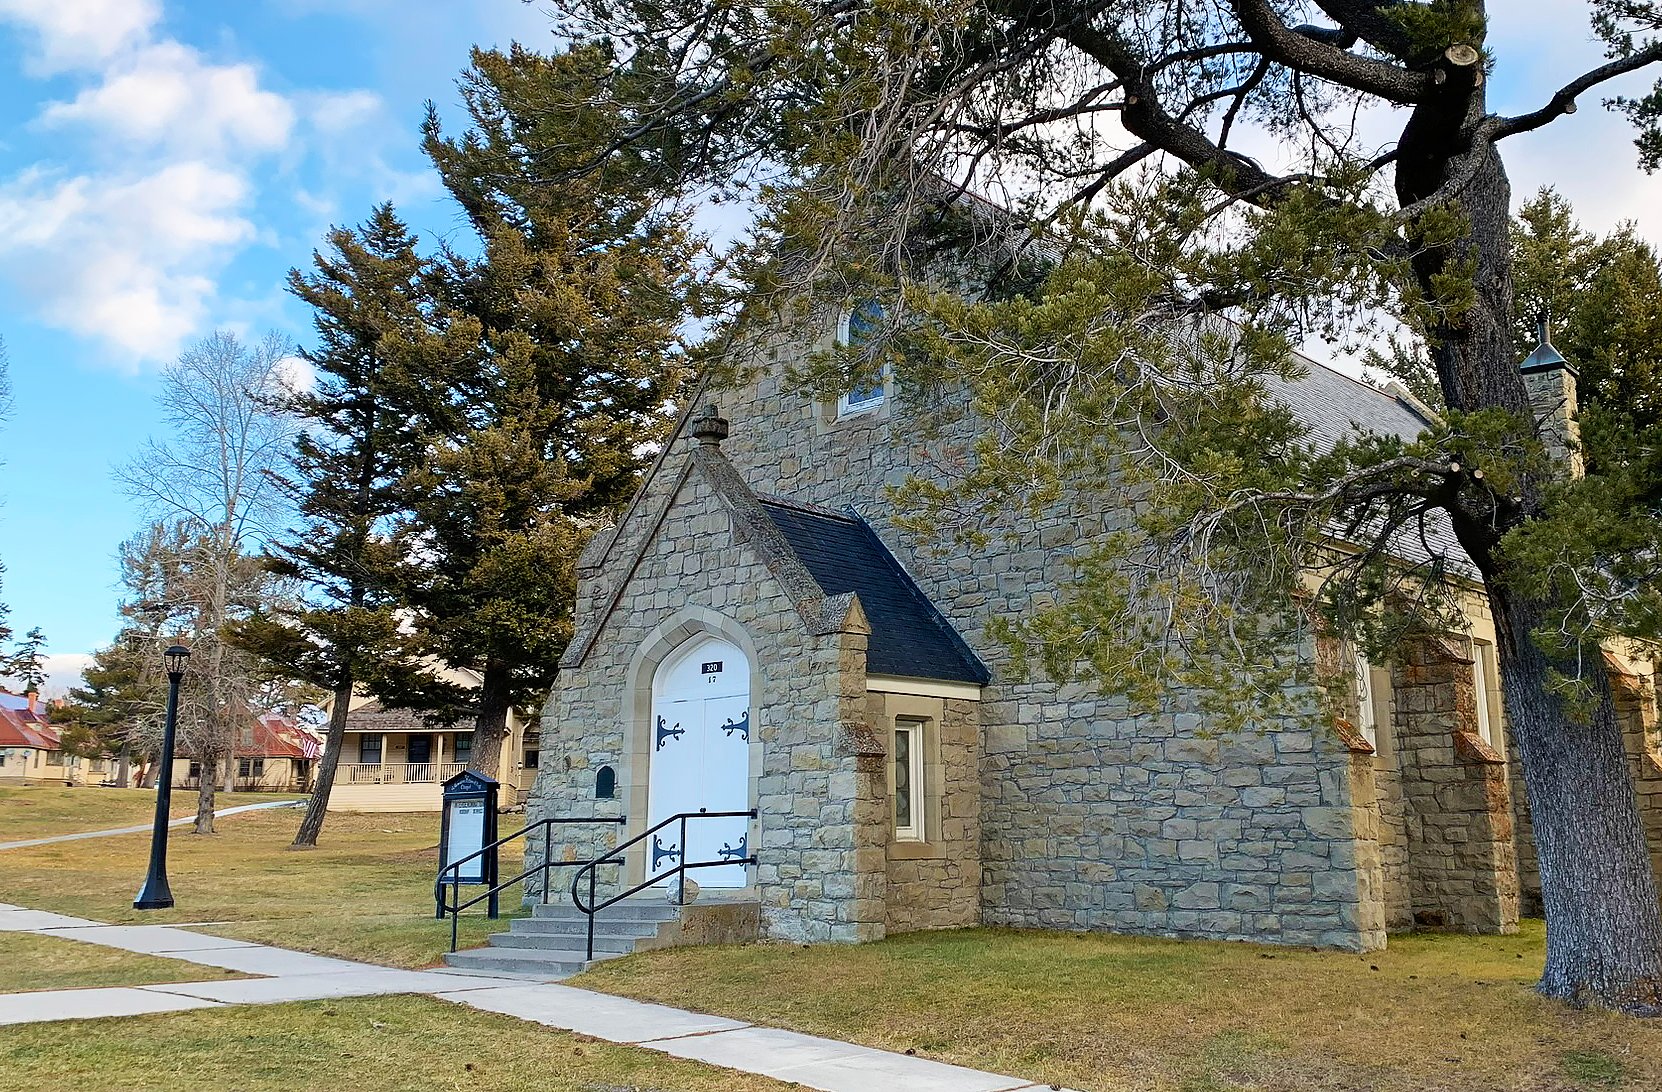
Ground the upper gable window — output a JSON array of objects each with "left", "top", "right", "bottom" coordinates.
[{"left": 836, "top": 298, "right": 887, "bottom": 418}]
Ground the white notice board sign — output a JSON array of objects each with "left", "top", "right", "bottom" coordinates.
[{"left": 446, "top": 799, "right": 487, "bottom": 883}]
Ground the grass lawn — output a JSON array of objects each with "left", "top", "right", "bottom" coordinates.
[
  {"left": 0, "top": 994, "right": 795, "bottom": 1092},
  {"left": 0, "top": 932, "right": 251, "bottom": 993},
  {"left": 0, "top": 785, "right": 301, "bottom": 843},
  {"left": 576, "top": 922, "right": 1662, "bottom": 1092},
  {"left": 0, "top": 807, "right": 498, "bottom": 968}
]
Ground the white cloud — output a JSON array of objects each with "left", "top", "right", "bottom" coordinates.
[
  {"left": 41, "top": 652, "right": 94, "bottom": 699},
  {"left": 0, "top": 0, "right": 159, "bottom": 74},
  {"left": 39, "top": 41, "right": 297, "bottom": 156},
  {"left": 0, "top": 162, "right": 255, "bottom": 361},
  {"left": 0, "top": 2, "right": 393, "bottom": 365},
  {"left": 304, "top": 88, "right": 385, "bottom": 135}
]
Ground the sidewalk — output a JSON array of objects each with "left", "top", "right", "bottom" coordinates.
[
  {"left": 1, "top": 902, "right": 1077, "bottom": 1092},
  {"left": 0, "top": 798, "right": 304, "bottom": 851}
]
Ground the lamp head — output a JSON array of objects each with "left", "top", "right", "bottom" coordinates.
[{"left": 164, "top": 644, "right": 191, "bottom": 679}]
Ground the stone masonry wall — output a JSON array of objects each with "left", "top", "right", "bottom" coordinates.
[
  {"left": 703, "top": 324, "right": 1381, "bottom": 950},
  {"left": 528, "top": 463, "right": 885, "bottom": 943},
  {"left": 1387, "top": 641, "right": 1517, "bottom": 932},
  {"left": 876, "top": 692, "right": 982, "bottom": 933}
]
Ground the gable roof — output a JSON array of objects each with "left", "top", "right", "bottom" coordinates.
[
  {"left": 759, "top": 497, "right": 989, "bottom": 685},
  {"left": 0, "top": 708, "right": 58, "bottom": 750}
]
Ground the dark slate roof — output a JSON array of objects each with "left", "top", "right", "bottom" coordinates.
[{"left": 758, "top": 497, "right": 990, "bottom": 685}]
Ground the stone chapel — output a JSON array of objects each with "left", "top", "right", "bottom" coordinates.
[{"left": 522, "top": 302, "right": 1662, "bottom": 954}]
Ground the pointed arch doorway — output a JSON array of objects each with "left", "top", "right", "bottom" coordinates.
[{"left": 647, "top": 634, "right": 751, "bottom": 888}]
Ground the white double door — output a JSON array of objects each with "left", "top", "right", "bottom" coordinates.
[{"left": 646, "top": 636, "right": 751, "bottom": 889}]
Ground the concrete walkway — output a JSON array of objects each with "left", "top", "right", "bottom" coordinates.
[
  {"left": 0, "top": 902, "right": 1076, "bottom": 1092},
  {"left": 0, "top": 798, "right": 304, "bottom": 850}
]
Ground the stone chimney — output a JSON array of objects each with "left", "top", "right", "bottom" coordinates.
[
  {"left": 26, "top": 691, "right": 37, "bottom": 714},
  {"left": 1519, "top": 312, "right": 1583, "bottom": 479}
]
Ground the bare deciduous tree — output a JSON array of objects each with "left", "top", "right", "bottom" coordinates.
[{"left": 118, "top": 331, "right": 298, "bottom": 833}]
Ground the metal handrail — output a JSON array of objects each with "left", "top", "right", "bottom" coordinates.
[
  {"left": 570, "top": 809, "right": 757, "bottom": 961},
  {"left": 436, "top": 814, "right": 626, "bottom": 952}
]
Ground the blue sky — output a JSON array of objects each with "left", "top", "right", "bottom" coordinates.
[
  {"left": 0, "top": 0, "right": 557, "bottom": 691},
  {"left": 0, "top": 1, "right": 1659, "bottom": 694}
]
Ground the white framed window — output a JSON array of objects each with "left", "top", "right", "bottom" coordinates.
[
  {"left": 1472, "top": 641, "right": 1496, "bottom": 747},
  {"left": 836, "top": 298, "right": 887, "bottom": 418},
  {"left": 1352, "top": 649, "right": 1378, "bottom": 748},
  {"left": 893, "top": 720, "right": 925, "bottom": 841}
]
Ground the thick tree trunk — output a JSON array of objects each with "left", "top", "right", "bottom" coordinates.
[
  {"left": 1395, "top": 67, "right": 1662, "bottom": 1011},
  {"left": 1491, "top": 586, "right": 1662, "bottom": 1012},
  {"left": 292, "top": 679, "right": 355, "bottom": 848},
  {"left": 114, "top": 741, "right": 131, "bottom": 789},
  {"left": 466, "top": 664, "right": 514, "bottom": 782}
]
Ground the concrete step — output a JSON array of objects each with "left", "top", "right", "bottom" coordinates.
[
  {"left": 508, "top": 916, "right": 664, "bottom": 939},
  {"left": 442, "top": 945, "right": 621, "bottom": 978},
  {"left": 490, "top": 931, "right": 640, "bottom": 954},
  {"left": 529, "top": 901, "right": 680, "bottom": 923}
]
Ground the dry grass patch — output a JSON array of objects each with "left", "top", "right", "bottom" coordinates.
[
  {"left": 0, "top": 994, "right": 795, "bottom": 1092},
  {"left": 0, "top": 785, "right": 299, "bottom": 844},
  {"left": 0, "top": 932, "right": 251, "bottom": 993},
  {"left": 0, "top": 808, "right": 497, "bottom": 968},
  {"left": 575, "top": 922, "right": 1662, "bottom": 1092}
]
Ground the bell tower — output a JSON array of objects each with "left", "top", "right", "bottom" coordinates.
[{"left": 1519, "top": 312, "right": 1583, "bottom": 479}]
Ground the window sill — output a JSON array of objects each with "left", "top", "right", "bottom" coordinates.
[{"left": 888, "top": 839, "right": 946, "bottom": 861}]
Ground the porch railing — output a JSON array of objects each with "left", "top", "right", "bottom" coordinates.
[{"left": 339, "top": 761, "right": 467, "bottom": 785}]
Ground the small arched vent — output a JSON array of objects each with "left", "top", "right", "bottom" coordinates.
[{"left": 595, "top": 765, "right": 617, "bottom": 800}]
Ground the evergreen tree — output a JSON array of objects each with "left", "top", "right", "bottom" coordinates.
[
  {"left": 62, "top": 630, "right": 167, "bottom": 787},
  {"left": 231, "top": 204, "right": 472, "bottom": 847},
  {"left": 9, "top": 626, "right": 48, "bottom": 694},
  {"left": 384, "top": 44, "right": 699, "bottom": 776}
]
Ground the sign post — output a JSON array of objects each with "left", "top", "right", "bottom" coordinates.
[{"left": 437, "top": 770, "right": 500, "bottom": 919}]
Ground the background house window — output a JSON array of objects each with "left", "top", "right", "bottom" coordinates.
[
  {"left": 359, "top": 737, "right": 382, "bottom": 764},
  {"left": 836, "top": 298, "right": 886, "bottom": 418},
  {"left": 408, "top": 734, "right": 432, "bottom": 764},
  {"left": 238, "top": 758, "right": 265, "bottom": 778},
  {"left": 454, "top": 732, "right": 473, "bottom": 765},
  {"left": 1352, "top": 650, "right": 1378, "bottom": 748},
  {"left": 1472, "top": 641, "right": 1497, "bottom": 748},
  {"left": 523, "top": 749, "right": 539, "bottom": 769},
  {"left": 893, "top": 721, "right": 924, "bottom": 841},
  {"left": 188, "top": 760, "right": 202, "bottom": 779}
]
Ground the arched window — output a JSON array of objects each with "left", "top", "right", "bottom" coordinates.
[
  {"left": 595, "top": 765, "right": 616, "bottom": 800},
  {"left": 836, "top": 298, "right": 887, "bottom": 418}
]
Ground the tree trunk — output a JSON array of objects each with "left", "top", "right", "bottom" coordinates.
[
  {"left": 292, "top": 678, "right": 354, "bottom": 848},
  {"left": 194, "top": 759, "right": 217, "bottom": 834},
  {"left": 1491, "top": 586, "right": 1662, "bottom": 1012},
  {"left": 115, "top": 741, "right": 131, "bottom": 789},
  {"left": 1393, "top": 62, "right": 1662, "bottom": 1010},
  {"left": 466, "top": 663, "right": 514, "bottom": 782}
]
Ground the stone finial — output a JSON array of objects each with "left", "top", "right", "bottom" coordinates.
[{"left": 689, "top": 404, "right": 729, "bottom": 447}]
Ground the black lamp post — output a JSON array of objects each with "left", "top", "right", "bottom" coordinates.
[{"left": 134, "top": 644, "right": 190, "bottom": 911}]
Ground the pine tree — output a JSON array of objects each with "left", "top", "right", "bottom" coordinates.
[
  {"left": 63, "top": 630, "right": 168, "bottom": 787},
  {"left": 231, "top": 204, "right": 473, "bottom": 847},
  {"left": 9, "top": 626, "right": 48, "bottom": 694},
  {"left": 383, "top": 44, "right": 699, "bottom": 777}
]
